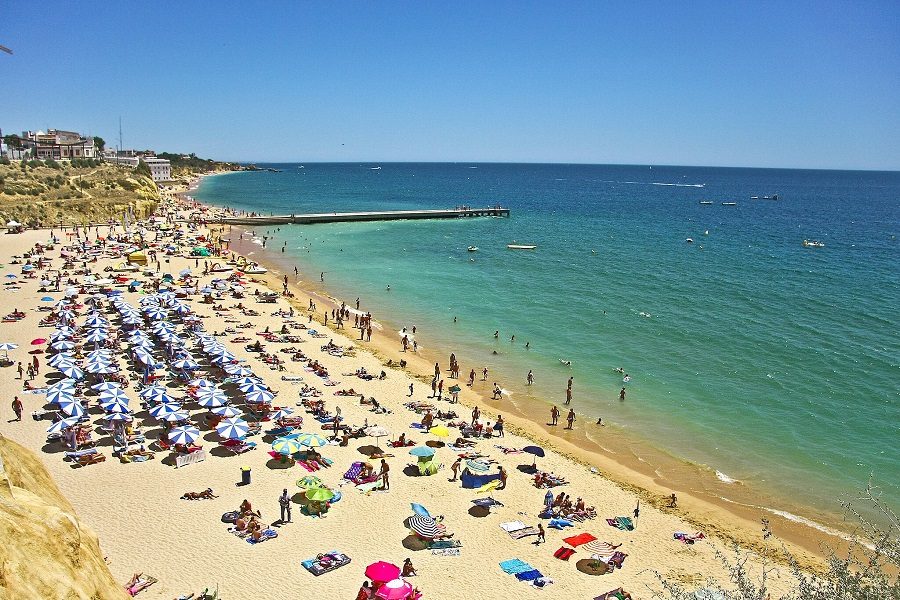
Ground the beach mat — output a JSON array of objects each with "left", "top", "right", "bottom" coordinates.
[
  {"left": 563, "top": 532, "right": 597, "bottom": 547},
  {"left": 499, "top": 559, "right": 533, "bottom": 575}
]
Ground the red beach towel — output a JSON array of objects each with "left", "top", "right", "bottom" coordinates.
[
  {"left": 554, "top": 547, "right": 576, "bottom": 561},
  {"left": 562, "top": 532, "right": 597, "bottom": 547}
]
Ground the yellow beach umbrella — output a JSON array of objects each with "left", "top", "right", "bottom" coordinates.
[{"left": 428, "top": 425, "right": 450, "bottom": 438}]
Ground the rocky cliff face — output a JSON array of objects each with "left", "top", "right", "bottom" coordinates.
[{"left": 0, "top": 434, "right": 125, "bottom": 600}]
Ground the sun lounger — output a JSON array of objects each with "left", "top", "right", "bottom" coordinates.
[
  {"left": 218, "top": 440, "right": 257, "bottom": 454},
  {"left": 301, "top": 551, "right": 351, "bottom": 576}
]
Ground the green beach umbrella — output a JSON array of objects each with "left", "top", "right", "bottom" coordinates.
[
  {"left": 305, "top": 487, "right": 335, "bottom": 502},
  {"left": 296, "top": 475, "right": 324, "bottom": 489}
]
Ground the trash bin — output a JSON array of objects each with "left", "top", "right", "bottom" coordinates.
[{"left": 240, "top": 466, "right": 251, "bottom": 486}]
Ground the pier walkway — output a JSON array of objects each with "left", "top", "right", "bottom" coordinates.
[{"left": 212, "top": 207, "right": 509, "bottom": 226}]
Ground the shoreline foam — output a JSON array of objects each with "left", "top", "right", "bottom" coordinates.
[{"left": 201, "top": 197, "right": 858, "bottom": 568}]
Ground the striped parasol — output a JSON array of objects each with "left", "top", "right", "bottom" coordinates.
[
  {"left": 210, "top": 405, "right": 242, "bottom": 418},
  {"left": 216, "top": 417, "right": 249, "bottom": 439},
  {"left": 149, "top": 403, "right": 182, "bottom": 419},
  {"left": 296, "top": 432, "right": 329, "bottom": 448},
  {"left": 168, "top": 425, "right": 200, "bottom": 446},
  {"left": 296, "top": 475, "right": 324, "bottom": 489},
  {"left": 407, "top": 515, "right": 443, "bottom": 539},
  {"left": 272, "top": 437, "right": 302, "bottom": 456},
  {"left": 582, "top": 540, "right": 619, "bottom": 558}
]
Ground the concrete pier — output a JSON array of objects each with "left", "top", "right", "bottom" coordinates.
[{"left": 213, "top": 207, "right": 510, "bottom": 226}]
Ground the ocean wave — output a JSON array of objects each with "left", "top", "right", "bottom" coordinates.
[
  {"left": 599, "top": 180, "right": 706, "bottom": 188},
  {"left": 715, "top": 470, "right": 739, "bottom": 484}
]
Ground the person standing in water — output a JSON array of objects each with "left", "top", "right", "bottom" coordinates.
[
  {"left": 619, "top": 387, "right": 626, "bottom": 401},
  {"left": 527, "top": 370, "right": 534, "bottom": 385},
  {"left": 565, "top": 377, "right": 573, "bottom": 405}
]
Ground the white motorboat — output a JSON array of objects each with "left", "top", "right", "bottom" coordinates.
[
  {"left": 507, "top": 244, "right": 537, "bottom": 250},
  {"left": 467, "top": 246, "right": 478, "bottom": 252},
  {"left": 802, "top": 240, "right": 825, "bottom": 248}
]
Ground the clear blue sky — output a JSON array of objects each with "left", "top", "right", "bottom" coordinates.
[{"left": 2, "top": 2, "right": 898, "bottom": 169}]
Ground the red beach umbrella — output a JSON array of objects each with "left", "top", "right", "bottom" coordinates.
[
  {"left": 365, "top": 561, "right": 401, "bottom": 583},
  {"left": 31, "top": 338, "right": 47, "bottom": 345}
]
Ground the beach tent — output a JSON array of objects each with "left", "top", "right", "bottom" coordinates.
[{"left": 460, "top": 468, "right": 501, "bottom": 489}]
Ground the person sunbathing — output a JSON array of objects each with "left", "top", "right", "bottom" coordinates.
[
  {"left": 181, "top": 488, "right": 217, "bottom": 500},
  {"left": 453, "top": 437, "right": 476, "bottom": 447},
  {"left": 239, "top": 499, "right": 260, "bottom": 518},
  {"left": 124, "top": 572, "right": 155, "bottom": 597}
]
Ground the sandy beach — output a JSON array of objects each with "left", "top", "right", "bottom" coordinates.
[{"left": 0, "top": 196, "right": 815, "bottom": 599}]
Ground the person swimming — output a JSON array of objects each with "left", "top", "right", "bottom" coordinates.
[{"left": 559, "top": 359, "right": 571, "bottom": 366}]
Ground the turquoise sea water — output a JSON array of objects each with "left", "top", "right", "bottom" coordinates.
[{"left": 196, "top": 163, "right": 900, "bottom": 517}]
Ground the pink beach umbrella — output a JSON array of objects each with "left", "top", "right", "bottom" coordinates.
[
  {"left": 365, "top": 561, "right": 401, "bottom": 584},
  {"left": 375, "top": 578, "right": 413, "bottom": 600}
]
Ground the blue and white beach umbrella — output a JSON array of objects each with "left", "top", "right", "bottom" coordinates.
[
  {"left": 171, "top": 358, "right": 199, "bottom": 371},
  {"left": 269, "top": 408, "right": 293, "bottom": 421},
  {"left": 197, "top": 392, "right": 228, "bottom": 408},
  {"left": 59, "top": 400, "right": 85, "bottom": 417},
  {"left": 188, "top": 378, "right": 215, "bottom": 389},
  {"left": 149, "top": 403, "right": 183, "bottom": 419},
  {"left": 238, "top": 381, "right": 269, "bottom": 394},
  {"left": 59, "top": 364, "right": 85, "bottom": 379},
  {"left": 91, "top": 381, "right": 121, "bottom": 392},
  {"left": 99, "top": 387, "right": 129, "bottom": 401},
  {"left": 100, "top": 400, "right": 130, "bottom": 414},
  {"left": 133, "top": 348, "right": 155, "bottom": 365},
  {"left": 103, "top": 411, "right": 132, "bottom": 422},
  {"left": 224, "top": 364, "right": 255, "bottom": 377},
  {"left": 138, "top": 385, "right": 168, "bottom": 400},
  {"left": 47, "top": 417, "right": 81, "bottom": 434},
  {"left": 46, "top": 389, "right": 75, "bottom": 405},
  {"left": 48, "top": 353, "right": 76, "bottom": 367},
  {"left": 47, "top": 378, "right": 76, "bottom": 393},
  {"left": 168, "top": 425, "right": 200, "bottom": 446},
  {"left": 231, "top": 376, "right": 262, "bottom": 387},
  {"left": 51, "top": 340, "right": 76, "bottom": 351},
  {"left": 216, "top": 417, "right": 249, "bottom": 440},
  {"left": 210, "top": 405, "right": 242, "bottom": 418},
  {"left": 84, "top": 329, "right": 108, "bottom": 343},
  {"left": 160, "top": 410, "right": 190, "bottom": 423},
  {"left": 144, "top": 307, "right": 169, "bottom": 320},
  {"left": 244, "top": 389, "right": 275, "bottom": 404}
]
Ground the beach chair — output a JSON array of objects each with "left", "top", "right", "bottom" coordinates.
[{"left": 219, "top": 439, "right": 256, "bottom": 454}]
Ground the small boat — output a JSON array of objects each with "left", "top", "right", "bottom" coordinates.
[
  {"left": 802, "top": 240, "right": 825, "bottom": 248},
  {"left": 686, "top": 238, "right": 694, "bottom": 243},
  {"left": 763, "top": 194, "right": 779, "bottom": 200},
  {"left": 467, "top": 246, "right": 478, "bottom": 252},
  {"left": 370, "top": 166, "right": 381, "bottom": 170},
  {"left": 699, "top": 201, "right": 714, "bottom": 205},
  {"left": 507, "top": 244, "right": 537, "bottom": 250},
  {"left": 721, "top": 202, "right": 737, "bottom": 206},
  {"left": 750, "top": 196, "right": 760, "bottom": 200}
]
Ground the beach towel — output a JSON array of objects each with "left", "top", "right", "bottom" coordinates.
[
  {"left": 554, "top": 547, "right": 576, "bottom": 561},
  {"left": 582, "top": 540, "right": 619, "bottom": 558},
  {"left": 246, "top": 529, "right": 278, "bottom": 544},
  {"left": 515, "top": 569, "right": 544, "bottom": 582},
  {"left": 432, "top": 548, "right": 461, "bottom": 557},
  {"left": 616, "top": 516, "right": 635, "bottom": 531},
  {"left": 301, "top": 551, "right": 351, "bottom": 576},
  {"left": 563, "top": 532, "right": 597, "bottom": 547},
  {"left": 509, "top": 527, "right": 540, "bottom": 540},
  {"left": 595, "top": 590, "right": 628, "bottom": 600},
  {"left": 356, "top": 481, "right": 381, "bottom": 493},
  {"left": 499, "top": 521, "right": 528, "bottom": 533},
  {"left": 499, "top": 559, "right": 533, "bottom": 575},
  {"left": 426, "top": 539, "right": 462, "bottom": 549},
  {"left": 343, "top": 462, "right": 363, "bottom": 481}
]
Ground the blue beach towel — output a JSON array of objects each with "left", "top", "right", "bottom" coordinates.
[
  {"left": 499, "top": 559, "right": 533, "bottom": 575},
  {"left": 548, "top": 518, "right": 574, "bottom": 529},
  {"left": 516, "top": 569, "right": 544, "bottom": 582}
]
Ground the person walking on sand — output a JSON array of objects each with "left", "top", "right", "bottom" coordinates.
[
  {"left": 527, "top": 370, "right": 534, "bottom": 385},
  {"left": 16, "top": 362, "right": 23, "bottom": 379},
  {"left": 450, "top": 457, "right": 462, "bottom": 481},
  {"left": 279, "top": 488, "right": 292, "bottom": 523},
  {"left": 471, "top": 406, "right": 480, "bottom": 426},
  {"left": 565, "top": 408, "right": 576, "bottom": 430},
  {"left": 12, "top": 396, "right": 23, "bottom": 421},
  {"left": 535, "top": 522, "right": 545, "bottom": 545},
  {"left": 468, "top": 369, "right": 475, "bottom": 387},
  {"left": 408, "top": 383, "right": 414, "bottom": 397},
  {"left": 379, "top": 459, "right": 390, "bottom": 490},
  {"left": 550, "top": 405, "right": 560, "bottom": 426},
  {"left": 498, "top": 465, "right": 508, "bottom": 490}
]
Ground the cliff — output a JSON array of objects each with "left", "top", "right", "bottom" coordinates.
[{"left": 0, "top": 434, "right": 126, "bottom": 600}]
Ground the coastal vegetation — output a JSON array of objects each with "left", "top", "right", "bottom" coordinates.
[
  {"left": 156, "top": 152, "right": 245, "bottom": 178},
  {"left": 0, "top": 159, "right": 159, "bottom": 226}
]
